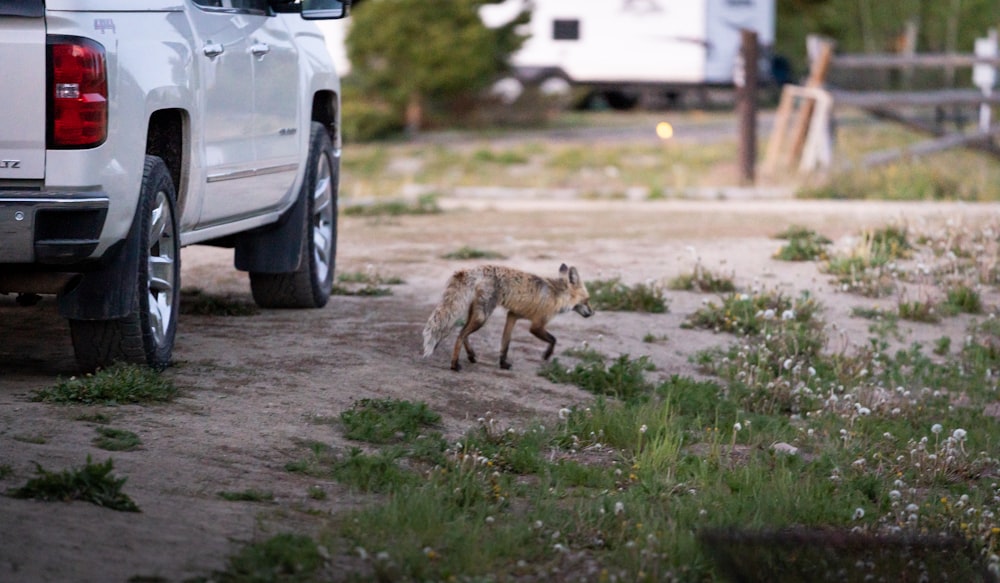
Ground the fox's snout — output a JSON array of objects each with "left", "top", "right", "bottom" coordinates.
[{"left": 575, "top": 303, "right": 594, "bottom": 318}]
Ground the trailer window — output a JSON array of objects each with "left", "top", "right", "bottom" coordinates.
[{"left": 553, "top": 19, "right": 579, "bottom": 41}]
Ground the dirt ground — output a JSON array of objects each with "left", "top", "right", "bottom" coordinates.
[{"left": 0, "top": 196, "right": 996, "bottom": 582}]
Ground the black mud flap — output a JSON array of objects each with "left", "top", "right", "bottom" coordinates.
[
  {"left": 233, "top": 183, "right": 308, "bottom": 274},
  {"left": 58, "top": 208, "right": 141, "bottom": 320}
]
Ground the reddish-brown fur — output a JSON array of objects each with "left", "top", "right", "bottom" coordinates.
[{"left": 422, "top": 264, "right": 593, "bottom": 371}]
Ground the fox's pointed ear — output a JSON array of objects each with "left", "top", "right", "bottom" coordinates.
[
  {"left": 559, "top": 263, "right": 569, "bottom": 277},
  {"left": 568, "top": 267, "right": 580, "bottom": 285}
]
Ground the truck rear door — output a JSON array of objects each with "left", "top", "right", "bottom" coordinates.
[{"left": 0, "top": 1, "right": 46, "bottom": 180}]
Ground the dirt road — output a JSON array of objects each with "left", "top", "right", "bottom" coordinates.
[{"left": 0, "top": 197, "right": 993, "bottom": 582}]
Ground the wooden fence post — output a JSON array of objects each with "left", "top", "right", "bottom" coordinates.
[{"left": 737, "top": 29, "right": 759, "bottom": 185}]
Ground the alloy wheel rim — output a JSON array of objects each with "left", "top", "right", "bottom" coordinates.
[
  {"left": 147, "top": 189, "right": 176, "bottom": 346},
  {"left": 312, "top": 151, "right": 334, "bottom": 284}
]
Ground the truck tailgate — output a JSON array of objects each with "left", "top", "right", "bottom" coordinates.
[{"left": 0, "top": 14, "right": 46, "bottom": 180}]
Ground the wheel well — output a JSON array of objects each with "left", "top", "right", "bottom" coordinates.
[
  {"left": 145, "top": 109, "right": 187, "bottom": 214},
  {"left": 311, "top": 90, "right": 338, "bottom": 147}
]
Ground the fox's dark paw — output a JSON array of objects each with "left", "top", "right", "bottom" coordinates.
[
  {"left": 499, "top": 360, "right": 512, "bottom": 370},
  {"left": 467, "top": 354, "right": 477, "bottom": 363},
  {"left": 451, "top": 362, "right": 462, "bottom": 371}
]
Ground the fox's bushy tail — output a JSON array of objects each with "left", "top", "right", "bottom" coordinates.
[{"left": 422, "top": 273, "right": 476, "bottom": 357}]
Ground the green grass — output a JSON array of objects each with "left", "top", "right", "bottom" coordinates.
[
  {"left": 180, "top": 289, "right": 259, "bottom": 316},
  {"left": 330, "top": 283, "right": 393, "bottom": 297},
  {"left": 340, "top": 398, "right": 441, "bottom": 444},
  {"left": 337, "top": 271, "right": 404, "bottom": 286},
  {"left": 93, "top": 427, "right": 142, "bottom": 452},
  {"left": 7, "top": 456, "right": 139, "bottom": 512},
  {"left": 33, "top": 363, "right": 177, "bottom": 405},
  {"left": 440, "top": 246, "right": 507, "bottom": 260},
  {"left": 682, "top": 289, "right": 821, "bottom": 337},
  {"left": 943, "top": 284, "right": 983, "bottom": 315},
  {"left": 204, "top": 533, "right": 327, "bottom": 583},
  {"left": 217, "top": 489, "right": 275, "bottom": 503},
  {"left": 75, "top": 412, "right": 112, "bottom": 424},
  {"left": 773, "top": 225, "right": 832, "bottom": 262},
  {"left": 587, "top": 278, "right": 669, "bottom": 313},
  {"left": 343, "top": 194, "right": 441, "bottom": 217},
  {"left": 668, "top": 265, "right": 736, "bottom": 293},
  {"left": 822, "top": 227, "right": 914, "bottom": 298},
  {"left": 285, "top": 442, "right": 422, "bottom": 494},
  {"left": 539, "top": 354, "right": 656, "bottom": 404}
]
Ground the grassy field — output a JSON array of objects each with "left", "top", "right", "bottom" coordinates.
[{"left": 340, "top": 109, "right": 1000, "bottom": 204}]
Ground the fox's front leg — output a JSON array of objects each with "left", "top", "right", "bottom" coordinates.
[
  {"left": 499, "top": 312, "right": 519, "bottom": 369},
  {"left": 529, "top": 325, "right": 557, "bottom": 360}
]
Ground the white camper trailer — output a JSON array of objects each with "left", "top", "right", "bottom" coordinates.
[
  {"left": 318, "top": 0, "right": 777, "bottom": 106},
  {"left": 483, "top": 0, "right": 776, "bottom": 87}
]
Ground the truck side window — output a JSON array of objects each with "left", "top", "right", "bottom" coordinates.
[{"left": 191, "top": 0, "right": 223, "bottom": 6}]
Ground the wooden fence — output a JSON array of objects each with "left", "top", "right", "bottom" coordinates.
[{"left": 762, "top": 35, "right": 1000, "bottom": 176}]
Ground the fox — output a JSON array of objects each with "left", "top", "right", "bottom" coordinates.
[{"left": 422, "top": 263, "right": 594, "bottom": 371}]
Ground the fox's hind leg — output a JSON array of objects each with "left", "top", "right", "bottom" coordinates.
[{"left": 451, "top": 300, "right": 493, "bottom": 371}]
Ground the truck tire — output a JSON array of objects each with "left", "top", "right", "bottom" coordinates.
[
  {"left": 69, "top": 156, "right": 180, "bottom": 371},
  {"left": 249, "top": 122, "right": 337, "bottom": 309}
]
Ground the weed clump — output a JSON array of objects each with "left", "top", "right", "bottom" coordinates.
[
  {"left": 34, "top": 363, "right": 177, "bottom": 405},
  {"left": 587, "top": 278, "right": 668, "bottom": 313},
  {"left": 7, "top": 456, "right": 139, "bottom": 512}
]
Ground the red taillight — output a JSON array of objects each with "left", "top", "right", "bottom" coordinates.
[{"left": 48, "top": 37, "right": 107, "bottom": 148}]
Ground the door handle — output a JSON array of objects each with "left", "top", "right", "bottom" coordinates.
[
  {"left": 203, "top": 42, "right": 224, "bottom": 58},
  {"left": 250, "top": 42, "right": 270, "bottom": 58}
]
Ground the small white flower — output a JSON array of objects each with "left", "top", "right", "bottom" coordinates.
[
  {"left": 764, "top": 309, "right": 776, "bottom": 319},
  {"left": 906, "top": 503, "right": 919, "bottom": 513},
  {"left": 808, "top": 367, "right": 817, "bottom": 377},
  {"left": 558, "top": 407, "right": 571, "bottom": 420},
  {"left": 781, "top": 309, "right": 795, "bottom": 321},
  {"left": 485, "top": 516, "right": 495, "bottom": 524},
  {"left": 740, "top": 293, "right": 750, "bottom": 301},
  {"left": 376, "top": 551, "right": 390, "bottom": 561},
  {"left": 857, "top": 407, "right": 871, "bottom": 416},
  {"left": 889, "top": 490, "right": 902, "bottom": 500},
  {"left": 733, "top": 422, "right": 743, "bottom": 432},
  {"left": 553, "top": 543, "right": 568, "bottom": 553},
  {"left": 639, "top": 424, "right": 648, "bottom": 434},
  {"left": 853, "top": 507, "right": 865, "bottom": 520},
  {"left": 614, "top": 501, "right": 625, "bottom": 515},
  {"left": 783, "top": 358, "right": 794, "bottom": 370},
  {"left": 852, "top": 458, "right": 866, "bottom": 467},
  {"left": 953, "top": 428, "right": 968, "bottom": 440},
  {"left": 534, "top": 520, "right": 544, "bottom": 529},
  {"left": 931, "top": 424, "right": 943, "bottom": 434}
]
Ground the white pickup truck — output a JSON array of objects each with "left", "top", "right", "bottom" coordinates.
[{"left": 0, "top": 0, "right": 348, "bottom": 371}]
